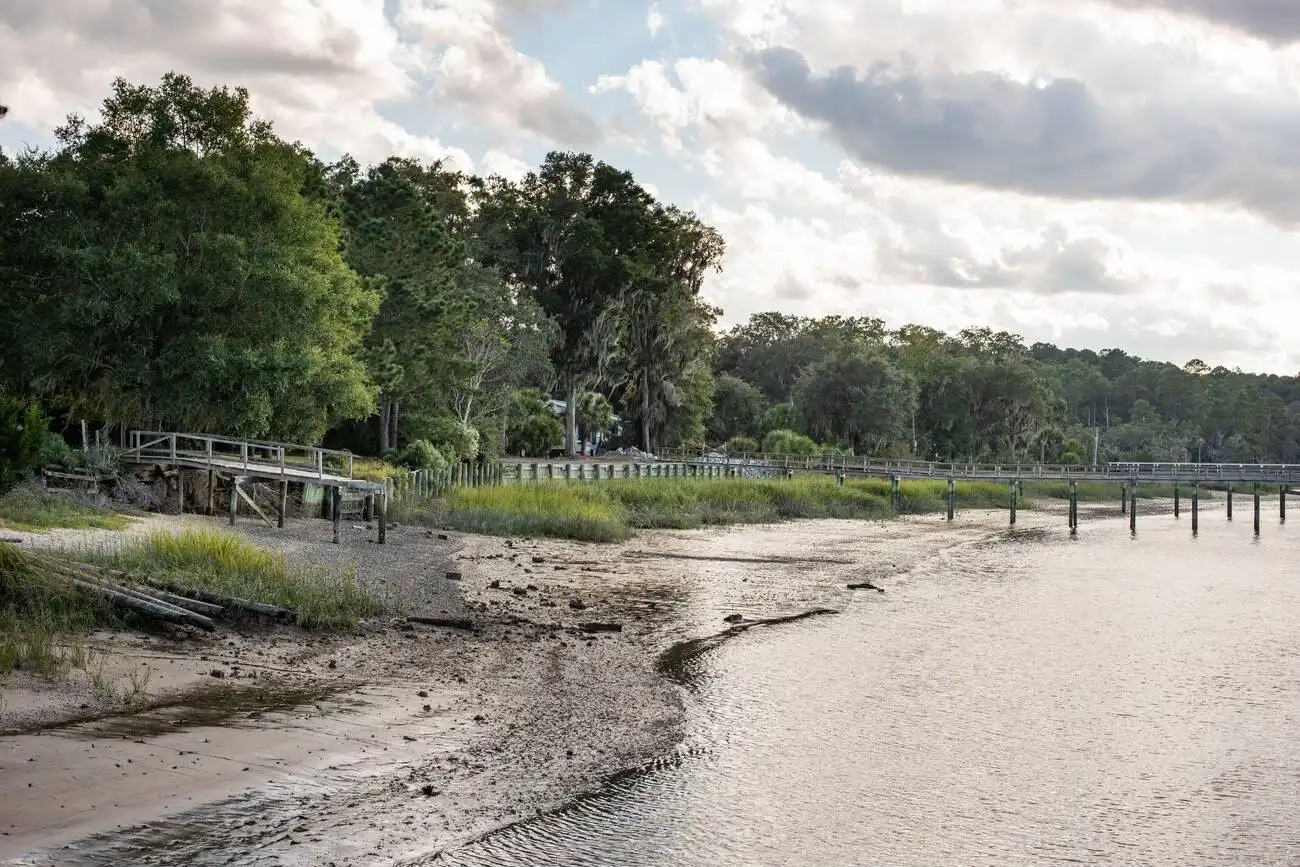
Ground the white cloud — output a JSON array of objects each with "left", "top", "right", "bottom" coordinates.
[{"left": 647, "top": 2, "right": 664, "bottom": 36}]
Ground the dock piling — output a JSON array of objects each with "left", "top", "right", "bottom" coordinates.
[
  {"left": 229, "top": 477, "right": 239, "bottom": 527},
  {"left": 1227, "top": 485, "right": 1233, "bottom": 520},
  {"left": 1129, "top": 483, "right": 1137, "bottom": 534},
  {"left": 332, "top": 487, "right": 342, "bottom": 544},
  {"left": 1009, "top": 480, "right": 1017, "bottom": 525},
  {"left": 1173, "top": 484, "right": 1179, "bottom": 518},
  {"left": 1121, "top": 484, "right": 1127, "bottom": 514},
  {"left": 1192, "top": 483, "right": 1199, "bottom": 536},
  {"left": 278, "top": 480, "right": 288, "bottom": 528},
  {"left": 1254, "top": 484, "right": 1261, "bottom": 535},
  {"left": 947, "top": 478, "right": 955, "bottom": 521},
  {"left": 1281, "top": 485, "right": 1287, "bottom": 523}
]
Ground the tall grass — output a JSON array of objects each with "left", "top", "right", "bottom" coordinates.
[
  {"left": 0, "top": 542, "right": 114, "bottom": 677},
  {"left": 69, "top": 528, "right": 381, "bottom": 629},
  {"left": 0, "top": 485, "right": 133, "bottom": 531},
  {"left": 392, "top": 476, "right": 1015, "bottom": 542}
]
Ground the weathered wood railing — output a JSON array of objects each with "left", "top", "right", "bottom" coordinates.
[
  {"left": 123, "top": 431, "right": 355, "bottom": 481},
  {"left": 653, "top": 449, "right": 1300, "bottom": 484}
]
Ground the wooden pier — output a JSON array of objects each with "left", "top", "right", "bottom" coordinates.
[{"left": 121, "top": 431, "right": 388, "bottom": 543}]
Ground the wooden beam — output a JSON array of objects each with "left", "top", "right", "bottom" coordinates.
[{"left": 235, "top": 483, "right": 275, "bottom": 528}]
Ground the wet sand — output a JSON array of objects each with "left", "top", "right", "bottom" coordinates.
[{"left": 0, "top": 507, "right": 1085, "bottom": 865}]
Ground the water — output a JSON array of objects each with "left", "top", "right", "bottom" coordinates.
[{"left": 434, "top": 511, "right": 1300, "bottom": 866}]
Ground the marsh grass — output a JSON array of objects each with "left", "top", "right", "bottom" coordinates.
[
  {"left": 0, "top": 541, "right": 115, "bottom": 678},
  {"left": 68, "top": 528, "right": 381, "bottom": 629},
  {"left": 0, "top": 485, "right": 133, "bottom": 531},
  {"left": 392, "top": 476, "right": 1019, "bottom": 542}
]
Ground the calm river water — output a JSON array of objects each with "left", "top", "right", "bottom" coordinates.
[{"left": 435, "top": 507, "right": 1300, "bottom": 866}]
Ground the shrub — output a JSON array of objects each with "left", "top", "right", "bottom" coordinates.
[
  {"left": 505, "top": 389, "right": 563, "bottom": 457},
  {"left": 725, "top": 436, "right": 760, "bottom": 454},
  {"left": 397, "top": 439, "right": 448, "bottom": 474},
  {"left": 0, "top": 392, "right": 49, "bottom": 494},
  {"left": 761, "top": 428, "right": 819, "bottom": 456},
  {"left": 424, "top": 416, "right": 480, "bottom": 461}
]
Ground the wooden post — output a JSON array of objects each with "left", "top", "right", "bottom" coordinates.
[
  {"left": 1129, "top": 483, "right": 1137, "bottom": 534},
  {"left": 229, "top": 477, "right": 239, "bottom": 526},
  {"left": 1254, "top": 484, "right": 1260, "bottom": 535},
  {"left": 1069, "top": 480, "right": 1078, "bottom": 533},
  {"left": 176, "top": 470, "right": 184, "bottom": 516},
  {"left": 324, "top": 483, "right": 334, "bottom": 520},
  {"left": 1227, "top": 485, "right": 1233, "bottom": 520},
  {"left": 332, "top": 487, "right": 342, "bottom": 544},
  {"left": 278, "top": 480, "right": 288, "bottom": 528},
  {"left": 378, "top": 490, "right": 387, "bottom": 545},
  {"left": 947, "top": 478, "right": 955, "bottom": 521},
  {"left": 1192, "top": 482, "right": 1199, "bottom": 536},
  {"left": 364, "top": 494, "right": 373, "bottom": 522},
  {"left": 1121, "top": 483, "right": 1127, "bottom": 514},
  {"left": 1009, "top": 480, "right": 1017, "bottom": 525},
  {"left": 1173, "top": 484, "right": 1179, "bottom": 518},
  {"left": 1280, "top": 485, "right": 1286, "bottom": 523},
  {"left": 207, "top": 469, "right": 215, "bottom": 516}
]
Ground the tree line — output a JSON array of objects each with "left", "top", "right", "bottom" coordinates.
[
  {"left": 0, "top": 74, "right": 720, "bottom": 470},
  {"left": 710, "top": 313, "right": 1300, "bottom": 464},
  {"left": 2, "top": 74, "right": 1297, "bottom": 472}
]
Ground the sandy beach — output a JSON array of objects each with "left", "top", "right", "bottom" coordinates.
[{"left": 0, "top": 508, "right": 1056, "bottom": 865}]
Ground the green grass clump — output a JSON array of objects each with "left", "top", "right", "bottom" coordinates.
[
  {"left": 396, "top": 484, "right": 631, "bottom": 542},
  {"left": 73, "top": 528, "right": 380, "bottom": 629},
  {"left": 0, "top": 486, "right": 133, "bottom": 531},
  {"left": 0, "top": 542, "right": 113, "bottom": 677},
  {"left": 393, "top": 475, "right": 1022, "bottom": 542}
]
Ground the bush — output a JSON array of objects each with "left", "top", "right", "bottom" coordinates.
[
  {"left": 725, "top": 436, "right": 760, "bottom": 454},
  {"left": 505, "top": 389, "right": 563, "bottom": 457},
  {"left": 424, "top": 416, "right": 480, "bottom": 461},
  {"left": 397, "top": 439, "right": 448, "bottom": 474},
  {"left": 761, "top": 428, "right": 819, "bottom": 456},
  {"left": 0, "top": 392, "right": 49, "bottom": 494}
]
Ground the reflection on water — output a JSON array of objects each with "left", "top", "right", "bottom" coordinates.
[{"left": 435, "top": 511, "right": 1300, "bottom": 866}]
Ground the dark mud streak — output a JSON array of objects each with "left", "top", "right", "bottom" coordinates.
[
  {"left": 626, "top": 551, "right": 857, "bottom": 565},
  {"left": 3, "top": 679, "right": 362, "bottom": 739},
  {"left": 655, "top": 608, "right": 840, "bottom": 689}
]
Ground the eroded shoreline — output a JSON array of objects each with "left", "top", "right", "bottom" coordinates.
[{"left": 0, "top": 507, "right": 1093, "bottom": 865}]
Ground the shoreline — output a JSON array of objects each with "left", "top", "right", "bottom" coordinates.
[{"left": 1, "top": 505, "right": 1118, "bottom": 864}]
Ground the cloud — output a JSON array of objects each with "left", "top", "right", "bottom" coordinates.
[
  {"left": 0, "top": 0, "right": 469, "bottom": 164},
  {"left": 746, "top": 45, "right": 1300, "bottom": 225},
  {"left": 397, "top": 0, "right": 600, "bottom": 147},
  {"left": 1097, "top": 0, "right": 1300, "bottom": 44}
]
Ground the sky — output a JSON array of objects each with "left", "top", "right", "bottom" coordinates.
[{"left": 3, "top": 0, "right": 1300, "bottom": 374}]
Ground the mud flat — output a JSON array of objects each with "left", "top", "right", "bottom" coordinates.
[{"left": 0, "top": 508, "right": 1050, "bottom": 865}]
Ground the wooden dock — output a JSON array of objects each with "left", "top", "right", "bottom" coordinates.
[{"left": 121, "top": 431, "right": 388, "bottom": 543}]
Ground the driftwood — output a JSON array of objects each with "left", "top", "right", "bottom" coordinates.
[
  {"left": 406, "top": 616, "right": 474, "bottom": 630},
  {"left": 139, "top": 579, "right": 295, "bottom": 621},
  {"left": 579, "top": 622, "right": 623, "bottom": 633}
]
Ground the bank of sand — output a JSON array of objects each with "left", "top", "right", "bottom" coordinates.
[{"left": 0, "top": 505, "right": 1089, "bottom": 865}]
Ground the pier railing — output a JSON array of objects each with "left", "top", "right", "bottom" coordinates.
[
  {"left": 123, "top": 431, "right": 355, "bottom": 481},
  {"left": 653, "top": 449, "right": 1300, "bottom": 484}
]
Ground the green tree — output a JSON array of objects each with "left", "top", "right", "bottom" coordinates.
[
  {"left": 476, "top": 152, "right": 656, "bottom": 455},
  {"left": 504, "top": 389, "right": 563, "bottom": 457},
  {"left": 0, "top": 73, "right": 378, "bottom": 441},
  {"left": 709, "top": 374, "right": 768, "bottom": 442},
  {"left": 793, "top": 349, "right": 917, "bottom": 454},
  {"left": 576, "top": 391, "right": 614, "bottom": 453}
]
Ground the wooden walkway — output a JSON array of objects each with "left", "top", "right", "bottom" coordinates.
[
  {"left": 121, "top": 431, "right": 387, "bottom": 541},
  {"left": 655, "top": 450, "right": 1300, "bottom": 484}
]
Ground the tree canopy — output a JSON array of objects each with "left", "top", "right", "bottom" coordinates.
[{"left": 3, "top": 71, "right": 1297, "bottom": 467}]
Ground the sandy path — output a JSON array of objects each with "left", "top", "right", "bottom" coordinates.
[{"left": 0, "top": 507, "right": 1074, "bottom": 865}]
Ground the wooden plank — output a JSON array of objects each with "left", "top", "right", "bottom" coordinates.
[{"left": 235, "top": 483, "right": 275, "bottom": 528}]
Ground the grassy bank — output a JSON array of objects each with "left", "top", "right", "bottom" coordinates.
[
  {"left": 392, "top": 477, "right": 1013, "bottom": 543},
  {"left": 71, "top": 528, "right": 380, "bottom": 629},
  {"left": 0, "top": 486, "right": 134, "bottom": 532},
  {"left": 3, "top": 528, "right": 379, "bottom": 682}
]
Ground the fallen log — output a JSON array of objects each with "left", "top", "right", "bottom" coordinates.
[
  {"left": 67, "top": 576, "right": 216, "bottom": 632},
  {"left": 33, "top": 558, "right": 216, "bottom": 632},
  {"left": 579, "top": 621, "right": 623, "bottom": 633},
  {"left": 406, "top": 616, "right": 474, "bottom": 630},
  {"left": 143, "top": 580, "right": 295, "bottom": 621},
  {"left": 847, "top": 581, "right": 885, "bottom": 592}
]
